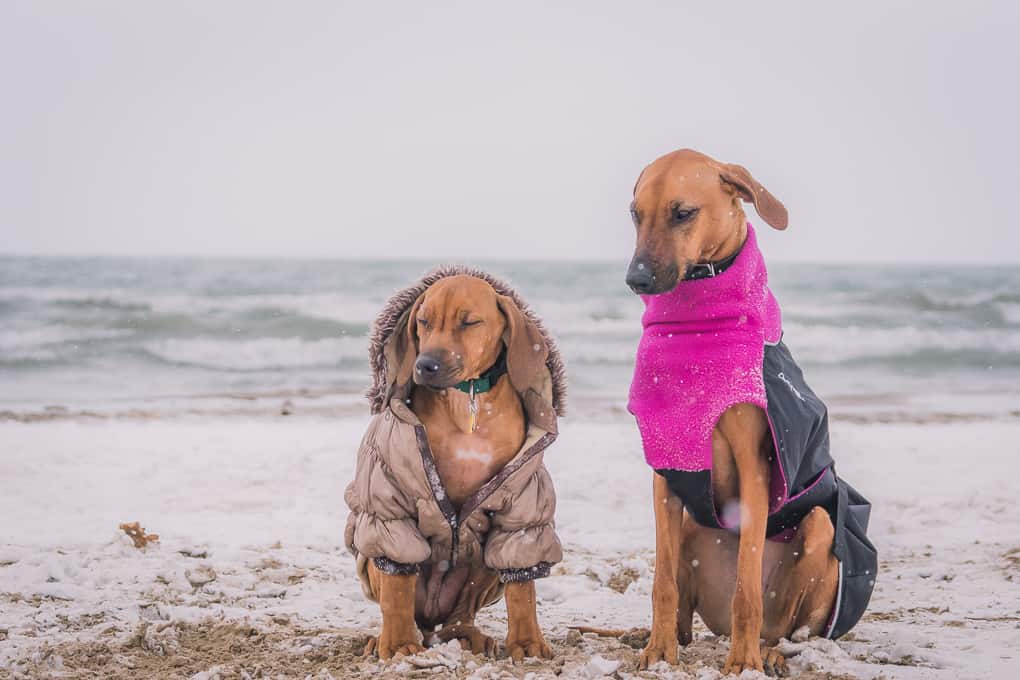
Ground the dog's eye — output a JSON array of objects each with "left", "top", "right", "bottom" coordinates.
[
  {"left": 416, "top": 318, "right": 429, "bottom": 328},
  {"left": 671, "top": 206, "right": 698, "bottom": 225},
  {"left": 629, "top": 207, "right": 640, "bottom": 224},
  {"left": 461, "top": 319, "right": 482, "bottom": 328}
]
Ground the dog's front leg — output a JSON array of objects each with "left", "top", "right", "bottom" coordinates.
[
  {"left": 639, "top": 472, "right": 686, "bottom": 669},
  {"left": 721, "top": 409, "right": 771, "bottom": 675},
  {"left": 503, "top": 580, "right": 553, "bottom": 662},
  {"left": 365, "top": 569, "right": 424, "bottom": 660}
]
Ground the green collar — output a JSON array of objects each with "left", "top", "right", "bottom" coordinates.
[{"left": 454, "top": 351, "right": 508, "bottom": 395}]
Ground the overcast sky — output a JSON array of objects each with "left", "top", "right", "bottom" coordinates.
[{"left": 2, "top": 2, "right": 1017, "bottom": 263}]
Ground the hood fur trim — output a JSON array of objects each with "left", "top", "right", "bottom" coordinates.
[{"left": 366, "top": 265, "right": 567, "bottom": 417}]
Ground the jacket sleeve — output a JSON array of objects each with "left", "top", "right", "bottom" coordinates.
[
  {"left": 483, "top": 463, "right": 563, "bottom": 583},
  {"left": 344, "top": 424, "right": 431, "bottom": 574}
]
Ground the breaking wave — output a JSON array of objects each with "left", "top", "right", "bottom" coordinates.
[{"left": 142, "top": 336, "right": 368, "bottom": 371}]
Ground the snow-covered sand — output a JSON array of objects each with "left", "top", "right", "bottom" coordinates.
[{"left": 1, "top": 416, "right": 1019, "bottom": 678}]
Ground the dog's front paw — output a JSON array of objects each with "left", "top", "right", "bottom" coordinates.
[
  {"left": 722, "top": 642, "right": 764, "bottom": 676},
  {"left": 363, "top": 632, "right": 424, "bottom": 660},
  {"left": 638, "top": 636, "right": 679, "bottom": 669},
  {"left": 504, "top": 634, "right": 553, "bottom": 663}
]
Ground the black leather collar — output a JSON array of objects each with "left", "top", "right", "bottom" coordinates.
[{"left": 682, "top": 242, "right": 744, "bottom": 281}]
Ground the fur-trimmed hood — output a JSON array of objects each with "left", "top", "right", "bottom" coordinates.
[{"left": 366, "top": 265, "right": 567, "bottom": 423}]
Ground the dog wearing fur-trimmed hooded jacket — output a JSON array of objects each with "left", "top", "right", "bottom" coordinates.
[{"left": 345, "top": 266, "right": 567, "bottom": 660}]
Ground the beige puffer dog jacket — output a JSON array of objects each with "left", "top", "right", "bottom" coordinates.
[{"left": 344, "top": 266, "right": 567, "bottom": 586}]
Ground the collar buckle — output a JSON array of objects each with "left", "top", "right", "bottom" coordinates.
[{"left": 687, "top": 262, "right": 716, "bottom": 279}]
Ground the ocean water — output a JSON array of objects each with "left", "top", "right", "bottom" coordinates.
[{"left": 2, "top": 255, "right": 1018, "bottom": 421}]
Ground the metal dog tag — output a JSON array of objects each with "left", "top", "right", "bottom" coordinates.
[{"left": 468, "top": 381, "right": 479, "bottom": 432}]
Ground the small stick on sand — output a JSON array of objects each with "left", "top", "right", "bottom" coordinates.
[
  {"left": 568, "top": 626, "right": 627, "bottom": 638},
  {"left": 119, "top": 521, "right": 159, "bottom": 548}
]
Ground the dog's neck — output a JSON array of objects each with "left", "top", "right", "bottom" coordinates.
[
  {"left": 699, "top": 212, "right": 748, "bottom": 264},
  {"left": 412, "top": 374, "right": 521, "bottom": 435},
  {"left": 411, "top": 373, "right": 526, "bottom": 508}
]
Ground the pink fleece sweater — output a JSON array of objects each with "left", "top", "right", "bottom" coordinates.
[{"left": 628, "top": 224, "right": 783, "bottom": 473}]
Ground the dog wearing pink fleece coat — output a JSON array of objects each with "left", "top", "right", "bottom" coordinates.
[{"left": 625, "top": 149, "right": 875, "bottom": 675}]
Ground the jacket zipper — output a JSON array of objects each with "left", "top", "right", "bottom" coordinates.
[{"left": 416, "top": 425, "right": 557, "bottom": 570}]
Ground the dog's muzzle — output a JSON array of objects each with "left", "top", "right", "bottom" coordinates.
[
  {"left": 626, "top": 256, "right": 678, "bottom": 295},
  {"left": 414, "top": 352, "right": 461, "bottom": 388}
]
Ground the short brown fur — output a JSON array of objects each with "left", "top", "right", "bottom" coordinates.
[
  {"left": 628, "top": 150, "right": 837, "bottom": 676},
  {"left": 364, "top": 275, "right": 552, "bottom": 662}
]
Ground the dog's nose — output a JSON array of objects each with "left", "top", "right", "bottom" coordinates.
[
  {"left": 415, "top": 354, "right": 442, "bottom": 376},
  {"left": 626, "top": 262, "right": 654, "bottom": 294}
]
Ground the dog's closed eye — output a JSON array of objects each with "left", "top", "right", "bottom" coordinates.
[{"left": 671, "top": 204, "right": 699, "bottom": 226}]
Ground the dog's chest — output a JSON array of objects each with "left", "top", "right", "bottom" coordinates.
[
  {"left": 430, "top": 426, "right": 523, "bottom": 506},
  {"left": 414, "top": 383, "right": 526, "bottom": 508}
]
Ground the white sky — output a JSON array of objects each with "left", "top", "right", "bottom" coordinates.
[{"left": 1, "top": 1, "right": 1018, "bottom": 262}]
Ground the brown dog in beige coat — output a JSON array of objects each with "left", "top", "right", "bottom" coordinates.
[{"left": 346, "top": 268, "right": 567, "bottom": 662}]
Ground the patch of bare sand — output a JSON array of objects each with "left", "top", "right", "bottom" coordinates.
[{"left": 8, "top": 620, "right": 861, "bottom": 680}]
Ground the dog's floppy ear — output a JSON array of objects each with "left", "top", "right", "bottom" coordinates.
[
  {"left": 385, "top": 292, "right": 425, "bottom": 391},
  {"left": 496, "top": 294, "right": 548, "bottom": 394},
  {"left": 718, "top": 163, "right": 789, "bottom": 230}
]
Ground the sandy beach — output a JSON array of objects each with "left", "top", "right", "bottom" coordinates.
[
  {"left": 3, "top": 253, "right": 1019, "bottom": 679},
  {"left": 4, "top": 0, "right": 1020, "bottom": 676},
  {"left": 2, "top": 411, "right": 1018, "bottom": 679}
]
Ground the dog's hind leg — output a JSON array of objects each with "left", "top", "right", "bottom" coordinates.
[
  {"left": 763, "top": 506, "right": 839, "bottom": 641},
  {"left": 436, "top": 622, "right": 496, "bottom": 656},
  {"left": 435, "top": 563, "right": 502, "bottom": 656},
  {"left": 754, "top": 506, "right": 839, "bottom": 677},
  {"left": 761, "top": 644, "right": 789, "bottom": 677}
]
